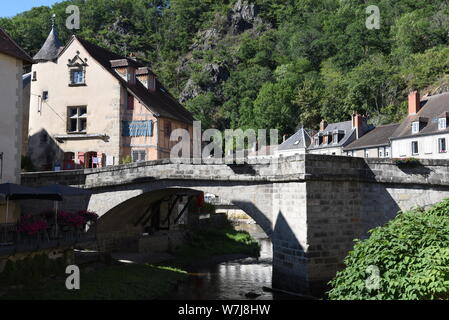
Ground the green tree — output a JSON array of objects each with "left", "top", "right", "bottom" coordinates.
[{"left": 328, "top": 199, "right": 449, "bottom": 300}]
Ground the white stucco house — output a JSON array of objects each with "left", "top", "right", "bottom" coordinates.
[{"left": 390, "top": 91, "right": 449, "bottom": 159}]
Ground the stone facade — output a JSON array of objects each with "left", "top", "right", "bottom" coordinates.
[{"left": 21, "top": 155, "right": 449, "bottom": 295}]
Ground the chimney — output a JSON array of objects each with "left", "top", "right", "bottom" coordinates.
[
  {"left": 110, "top": 59, "right": 138, "bottom": 84},
  {"left": 320, "top": 119, "right": 327, "bottom": 132},
  {"left": 136, "top": 67, "right": 157, "bottom": 92},
  {"left": 408, "top": 90, "right": 421, "bottom": 115},
  {"left": 283, "top": 134, "right": 287, "bottom": 142},
  {"left": 352, "top": 113, "right": 364, "bottom": 139}
]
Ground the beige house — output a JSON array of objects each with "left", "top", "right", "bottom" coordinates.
[
  {"left": 0, "top": 28, "right": 33, "bottom": 222},
  {"left": 28, "top": 27, "right": 194, "bottom": 171}
]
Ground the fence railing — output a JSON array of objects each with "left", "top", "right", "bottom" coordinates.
[{"left": 0, "top": 222, "right": 97, "bottom": 257}]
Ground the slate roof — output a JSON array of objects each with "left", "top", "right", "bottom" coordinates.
[
  {"left": 278, "top": 127, "right": 314, "bottom": 151},
  {"left": 308, "top": 121, "right": 358, "bottom": 150},
  {"left": 33, "top": 27, "right": 62, "bottom": 62},
  {"left": 0, "top": 28, "right": 33, "bottom": 63},
  {"left": 23, "top": 72, "right": 31, "bottom": 88},
  {"left": 343, "top": 123, "right": 399, "bottom": 151},
  {"left": 391, "top": 92, "right": 449, "bottom": 140},
  {"left": 63, "top": 36, "right": 194, "bottom": 123}
]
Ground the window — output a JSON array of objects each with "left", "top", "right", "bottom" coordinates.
[
  {"left": 164, "top": 121, "right": 172, "bottom": 137},
  {"left": 122, "top": 120, "right": 153, "bottom": 137},
  {"left": 42, "top": 91, "right": 48, "bottom": 101},
  {"left": 127, "top": 94, "right": 134, "bottom": 110},
  {"left": 32, "top": 71, "right": 37, "bottom": 81},
  {"left": 379, "top": 148, "right": 384, "bottom": 158},
  {"left": 67, "top": 106, "right": 87, "bottom": 133},
  {"left": 412, "top": 121, "right": 420, "bottom": 134},
  {"left": 333, "top": 133, "right": 338, "bottom": 144},
  {"left": 385, "top": 147, "right": 390, "bottom": 158},
  {"left": 365, "top": 150, "right": 369, "bottom": 158},
  {"left": 132, "top": 150, "right": 146, "bottom": 162},
  {"left": 314, "top": 137, "right": 319, "bottom": 146},
  {"left": 412, "top": 141, "right": 419, "bottom": 155},
  {"left": 439, "top": 138, "right": 447, "bottom": 153},
  {"left": 439, "top": 118, "right": 447, "bottom": 130},
  {"left": 70, "top": 69, "right": 86, "bottom": 85}
]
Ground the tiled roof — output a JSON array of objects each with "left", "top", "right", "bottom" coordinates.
[
  {"left": 343, "top": 123, "right": 399, "bottom": 151},
  {"left": 0, "top": 28, "right": 33, "bottom": 63},
  {"left": 72, "top": 36, "right": 194, "bottom": 123},
  {"left": 391, "top": 92, "right": 449, "bottom": 140}
]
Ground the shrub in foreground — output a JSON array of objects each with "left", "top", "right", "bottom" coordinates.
[{"left": 328, "top": 199, "right": 449, "bottom": 300}]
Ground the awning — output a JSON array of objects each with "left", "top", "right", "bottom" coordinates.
[{"left": 0, "top": 183, "right": 62, "bottom": 201}]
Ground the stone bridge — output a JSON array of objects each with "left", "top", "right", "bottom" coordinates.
[{"left": 21, "top": 154, "right": 449, "bottom": 296}]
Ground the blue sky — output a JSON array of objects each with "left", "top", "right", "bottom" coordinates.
[{"left": 1, "top": 0, "right": 61, "bottom": 18}]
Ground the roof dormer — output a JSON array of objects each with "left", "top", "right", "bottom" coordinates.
[
  {"left": 438, "top": 112, "right": 448, "bottom": 130},
  {"left": 110, "top": 59, "right": 138, "bottom": 84},
  {"left": 410, "top": 116, "right": 428, "bottom": 134}
]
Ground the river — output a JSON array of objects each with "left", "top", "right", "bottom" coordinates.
[{"left": 168, "top": 223, "right": 303, "bottom": 300}]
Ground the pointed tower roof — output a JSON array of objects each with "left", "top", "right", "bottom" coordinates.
[{"left": 33, "top": 25, "right": 62, "bottom": 62}]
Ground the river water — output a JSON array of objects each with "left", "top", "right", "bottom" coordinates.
[{"left": 168, "top": 223, "right": 302, "bottom": 300}]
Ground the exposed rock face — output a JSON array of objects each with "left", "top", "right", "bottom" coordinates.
[
  {"left": 179, "top": 63, "right": 230, "bottom": 103},
  {"left": 230, "top": 0, "right": 262, "bottom": 34},
  {"left": 179, "top": 1, "right": 265, "bottom": 104}
]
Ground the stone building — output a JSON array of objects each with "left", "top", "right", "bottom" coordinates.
[
  {"left": 343, "top": 123, "right": 399, "bottom": 158},
  {"left": 28, "top": 26, "right": 194, "bottom": 171},
  {"left": 390, "top": 91, "right": 449, "bottom": 159}
]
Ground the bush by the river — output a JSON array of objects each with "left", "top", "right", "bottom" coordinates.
[{"left": 328, "top": 199, "right": 449, "bottom": 300}]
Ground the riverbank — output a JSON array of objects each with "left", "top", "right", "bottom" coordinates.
[{"left": 0, "top": 226, "right": 260, "bottom": 300}]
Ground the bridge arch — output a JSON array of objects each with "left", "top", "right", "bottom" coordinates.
[{"left": 86, "top": 180, "right": 275, "bottom": 238}]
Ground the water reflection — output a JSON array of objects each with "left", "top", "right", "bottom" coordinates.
[{"left": 168, "top": 224, "right": 302, "bottom": 300}]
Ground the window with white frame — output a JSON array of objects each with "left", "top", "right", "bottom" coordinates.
[
  {"left": 379, "top": 148, "right": 384, "bottom": 158},
  {"left": 412, "top": 141, "right": 419, "bottom": 155},
  {"left": 439, "top": 138, "right": 447, "bottom": 153},
  {"left": 439, "top": 118, "right": 447, "bottom": 130},
  {"left": 365, "top": 150, "right": 369, "bottom": 158},
  {"left": 385, "top": 147, "right": 390, "bottom": 158},
  {"left": 67, "top": 106, "right": 87, "bottom": 133},
  {"left": 412, "top": 121, "right": 420, "bottom": 134}
]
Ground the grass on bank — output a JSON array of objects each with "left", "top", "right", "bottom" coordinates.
[
  {"left": 166, "top": 225, "right": 261, "bottom": 267},
  {"left": 2, "top": 264, "right": 187, "bottom": 300}
]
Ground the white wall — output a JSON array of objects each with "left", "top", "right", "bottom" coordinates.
[
  {"left": 275, "top": 147, "right": 307, "bottom": 157},
  {"left": 392, "top": 133, "right": 449, "bottom": 159},
  {"left": 308, "top": 146, "right": 343, "bottom": 155}
]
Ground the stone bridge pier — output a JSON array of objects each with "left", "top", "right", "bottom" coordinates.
[{"left": 21, "top": 155, "right": 449, "bottom": 296}]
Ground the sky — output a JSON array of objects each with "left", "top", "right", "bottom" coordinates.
[{"left": 1, "top": 0, "right": 61, "bottom": 18}]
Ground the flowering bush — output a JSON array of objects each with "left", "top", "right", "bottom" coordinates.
[
  {"left": 77, "top": 210, "right": 98, "bottom": 222},
  {"left": 57, "top": 211, "right": 86, "bottom": 228},
  {"left": 18, "top": 215, "right": 49, "bottom": 236}
]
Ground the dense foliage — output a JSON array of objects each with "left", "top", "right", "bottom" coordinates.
[
  {"left": 3, "top": 0, "right": 449, "bottom": 137},
  {"left": 328, "top": 199, "right": 449, "bottom": 300}
]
